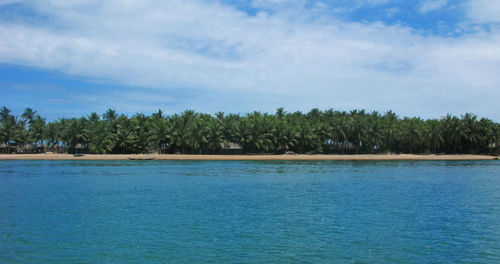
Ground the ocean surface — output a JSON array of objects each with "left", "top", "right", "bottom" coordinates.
[{"left": 1, "top": 160, "right": 500, "bottom": 263}]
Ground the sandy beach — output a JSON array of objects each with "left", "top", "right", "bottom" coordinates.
[{"left": 0, "top": 153, "right": 497, "bottom": 161}]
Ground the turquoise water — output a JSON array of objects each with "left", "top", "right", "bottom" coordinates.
[{"left": 1, "top": 160, "right": 500, "bottom": 263}]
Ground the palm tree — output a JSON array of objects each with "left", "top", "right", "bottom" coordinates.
[
  {"left": 478, "top": 118, "right": 498, "bottom": 154},
  {"left": 381, "top": 110, "right": 399, "bottom": 153},
  {"left": 148, "top": 114, "right": 170, "bottom": 154},
  {"left": 461, "top": 113, "right": 479, "bottom": 154},
  {"left": 0, "top": 106, "right": 11, "bottom": 121},
  {"left": 113, "top": 116, "right": 133, "bottom": 154},
  {"left": 30, "top": 115, "right": 46, "bottom": 152},
  {"left": 427, "top": 119, "right": 444, "bottom": 153},
  {"left": 103, "top": 108, "right": 117, "bottom": 123},
  {"left": 88, "top": 112, "right": 100, "bottom": 123},
  {"left": 274, "top": 110, "right": 298, "bottom": 153},
  {"left": 347, "top": 110, "right": 368, "bottom": 154},
  {"left": 198, "top": 114, "right": 221, "bottom": 154},
  {"left": 218, "top": 113, "right": 243, "bottom": 153},
  {"left": 0, "top": 115, "right": 16, "bottom": 153},
  {"left": 13, "top": 119, "right": 29, "bottom": 152},
  {"left": 365, "top": 111, "right": 383, "bottom": 153},
  {"left": 22, "top": 108, "right": 37, "bottom": 128},
  {"left": 241, "top": 112, "right": 275, "bottom": 153},
  {"left": 129, "top": 113, "right": 149, "bottom": 153},
  {"left": 174, "top": 110, "right": 200, "bottom": 153},
  {"left": 400, "top": 117, "right": 424, "bottom": 153},
  {"left": 152, "top": 109, "right": 164, "bottom": 119},
  {"left": 442, "top": 114, "right": 462, "bottom": 153},
  {"left": 45, "top": 122, "right": 59, "bottom": 152}
]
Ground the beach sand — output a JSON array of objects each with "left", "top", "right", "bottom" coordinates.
[{"left": 0, "top": 153, "right": 498, "bottom": 160}]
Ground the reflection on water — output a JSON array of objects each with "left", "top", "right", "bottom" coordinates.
[{"left": 1, "top": 160, "right": 500, "bottom": 263}]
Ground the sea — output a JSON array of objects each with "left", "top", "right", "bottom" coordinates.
[{"left": 1, "top": 160, "right": 500, "bottom": 263}]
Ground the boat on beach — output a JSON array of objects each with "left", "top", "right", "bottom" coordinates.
[{"left": 128, "top": 157, "right": 156, "bottom": 160}]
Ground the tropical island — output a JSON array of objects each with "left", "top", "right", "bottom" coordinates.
[{"left": 0, "top": 106, "right": 499, "bottom": 160}]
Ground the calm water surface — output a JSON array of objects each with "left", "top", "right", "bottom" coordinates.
[{"left": 1, "top": 160, "right": 500, "bottom": 263}]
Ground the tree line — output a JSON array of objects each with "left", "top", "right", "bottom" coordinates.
[{"left": 1, "top": 106, "right": 499, "bottom": 155}]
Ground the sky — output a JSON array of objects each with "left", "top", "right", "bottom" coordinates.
[{"left": 0, "top": 0, "right": 499, "bottom": 120}]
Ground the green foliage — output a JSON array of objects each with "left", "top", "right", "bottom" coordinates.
[{"left": 1, "top": 106, "right": 499, "bottom": 155}]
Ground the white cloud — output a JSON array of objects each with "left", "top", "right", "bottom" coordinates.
[
  {"left": 419, "top": 0, "right": 448, "bottom": 13},
  {"left": 466, "top": 0, "right": 500, "bottom": 23},
  {"left": 0, "top": 0, "right": 499, "bottom": 119},
  {"left": 361, "top": 0, "right": 391, "bottom": 5}
]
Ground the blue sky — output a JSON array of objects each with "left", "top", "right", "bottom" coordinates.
[{"left": 1, "top": 0, "right": 499, "bottom": 120}]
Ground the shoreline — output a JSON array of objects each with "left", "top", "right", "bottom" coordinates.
[{"left": 0, "top": 154, "right": 498, "bottom": 161}]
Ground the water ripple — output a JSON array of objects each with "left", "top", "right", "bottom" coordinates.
[{"left": 1, "top": 160, "right": 499, "bottom": 263}]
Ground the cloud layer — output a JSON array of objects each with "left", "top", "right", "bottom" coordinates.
[
  {"left": 0, "top": 0, "right": 499, "bottom": 119},
  {"left": 419, "top": 0, "right": 448, "bottom": 13},
  {"left": 466, "top": 0, "right": 500, "bottom": 23}
]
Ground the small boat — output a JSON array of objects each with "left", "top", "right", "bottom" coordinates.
[
  {"left": 73, "top": 154, "right": 85, "bottom": 157},
  {"left": 128, "top": 157, "right": 156, "bottom": 160}
]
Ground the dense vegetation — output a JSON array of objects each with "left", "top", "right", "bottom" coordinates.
[{"left": 1, "top": 106, "right": 499, "bottom": 155}]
